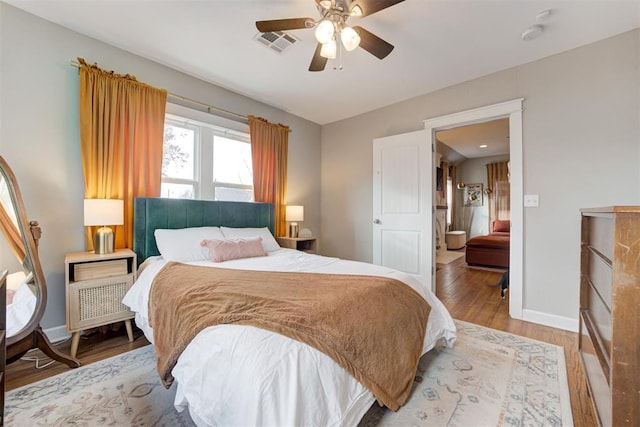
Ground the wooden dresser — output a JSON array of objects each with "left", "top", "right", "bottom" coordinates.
[
  {"left": 1, "top": 271, "right": 6, "bottom": 425},
  {"left": 579, "top": 206, "right": 640, "bottom": 427}
]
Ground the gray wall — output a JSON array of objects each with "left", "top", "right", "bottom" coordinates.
[
  {"left": 321, "top": 29, "right": 640, "bottom": 327},
  {"left": 0, "top": 3, "right": 321, "bottom": 331}
]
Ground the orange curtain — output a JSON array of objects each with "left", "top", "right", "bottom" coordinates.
[
  {"left": 486, "top": 161, "right": 510, "bottom": 226},
  {"left": 78, "top": 58, "right": 167, "bottom": 250},
  {"left": 0, "top": 199, "right": 25, "bottom": 262},
  {"left": 248, "top": 115, "right": 289, "bottom": 237}
]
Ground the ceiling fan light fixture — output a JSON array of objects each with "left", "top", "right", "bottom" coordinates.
[
  {"left": 315, "top": 19, "right": 335, "bottom": 44},
  {"left": 320, "top": 39, "right": 337, "bottom": 59},
  {"left": 257, "top": 0, "right": 401, "bottom": 72},
  {"left": 340, "top": 25, "right": 361, "bottom": 51}
]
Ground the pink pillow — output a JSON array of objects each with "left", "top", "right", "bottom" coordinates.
[
  {"left": 6, "top": 288, "right": 15, "bottom": 305},
  {"left": 492, "top": 220, "right": 510, "bottom": 233},
  {"left": 200, "top": 237, "right": 267, "bottom": 262}
]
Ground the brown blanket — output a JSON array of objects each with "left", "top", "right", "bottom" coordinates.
[{"left": 148, "top": 262, "right": 430, "bottom": 411}]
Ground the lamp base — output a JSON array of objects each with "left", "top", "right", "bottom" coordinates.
[
  {"left": 289, "top": 222, "right": 299, "bottom": 238},
  {"left": 94, "top": 226, "right": 114, "bottom": 254}
]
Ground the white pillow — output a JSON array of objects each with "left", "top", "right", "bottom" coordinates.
[
  {"left": 220, "top": 226, "right": 280, "bottom": 252},
  {"left": 154, "top": 227, "right": 225, "bottom": 261}
]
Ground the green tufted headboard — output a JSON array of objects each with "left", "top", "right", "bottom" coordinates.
[{"left": 133, "top": 197, "right": 275, "bottom": 264}]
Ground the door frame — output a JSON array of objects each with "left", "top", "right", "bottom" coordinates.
[{"left": 424, "top": 99, "right": 524, "bottom": 320}]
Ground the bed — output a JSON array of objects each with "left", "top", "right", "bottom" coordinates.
[
  {"left": 465, "top": 219, "right": 510, "bottom": 268},
  {"left": 123, "top": 197, "right": 457, "bottom": 426}
]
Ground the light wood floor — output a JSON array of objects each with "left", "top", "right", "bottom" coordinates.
[
  {"left": 5, "top": 256, "right": 597, "bottom": 425},
  {"left": 5, "top": 325, "right": 151, "bottom": 390}
]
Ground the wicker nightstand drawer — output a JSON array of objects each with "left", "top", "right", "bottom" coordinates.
[
  {"left": 73, "top": 258, "right": 129, "bottom": 281},
  {"left": 65, "top": 249, "right": 137, "bottom": 357},
  {"left": 67, "top": 274, "right": 134, "bottom": 331}
]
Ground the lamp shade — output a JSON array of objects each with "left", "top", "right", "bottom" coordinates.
[
  {"left": 320, "top": 39, "right": 337, "bottom": 59},
  {"left": 315, "top": 19, "right": 334, "bottom": 44},
  {"left": 84, "top": 199, "right": 124, "bottom": 226},
  {"left": 286, "top": 205, "right": 304, "bottom": 222},
  {"left": 341, "top": 26, "right": 361, "bottom": 51}
]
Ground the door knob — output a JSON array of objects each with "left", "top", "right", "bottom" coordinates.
[{"left": 373, "top": 219, "right": 381, "bottom": 224}]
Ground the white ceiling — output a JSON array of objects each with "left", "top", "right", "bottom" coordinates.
[
  {"left": 4, "top": 0, "right": 640, "bottom": 126},
  {"left": 437, "top": 118, "right": 509, "bottom": 162}
]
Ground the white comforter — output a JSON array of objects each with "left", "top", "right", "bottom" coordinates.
[
  {"left": 6, "top": 271, "right": 37, "bottom": 337},
  {"left": 123, "top": 248, "right": 456, "bottom": 427}
]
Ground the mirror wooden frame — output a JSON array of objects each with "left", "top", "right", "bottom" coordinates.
[{"left": 0, "top": 156, "right": 79, "bottom": 368}]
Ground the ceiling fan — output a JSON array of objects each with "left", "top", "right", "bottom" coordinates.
[{"left": 256, "top": 0, "right": 405, "bottom": 71}]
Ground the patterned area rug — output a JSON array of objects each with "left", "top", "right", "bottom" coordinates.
[
  {"left": 5, "top": 345, "right": 195, "bottom": 426},
  {"left": 360, "top": 320, "right": 573, "bottom": 426},
  {"left": 436, "top": 250, "right": 465, "bottom": 265},
  {"left": 5, "top": 320, "right": 573, "bottom": 426}
]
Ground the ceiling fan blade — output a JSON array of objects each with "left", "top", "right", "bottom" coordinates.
[
  {"left": 309, "top": 43, "right": 328, "bottom": 72},
  {"left": 350, "top": 0, "right": 404, "bottom": 17},
  {"left": 256, "top": 18, "right": 315, "bottom": 33},
  {"left": 353, "top": 26, "right": 394, "bottom": 59}
]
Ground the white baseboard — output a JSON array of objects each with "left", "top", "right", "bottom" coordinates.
[
  {"left": 43, "top": 324, "right": 72, "bottom": 343},
  {"left": 522, "top": 309, "right": 579, "bottom": 333}
]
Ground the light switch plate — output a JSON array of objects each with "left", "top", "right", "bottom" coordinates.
[{"left": 524, "top": 194, "right": 539, "bottom": 207}]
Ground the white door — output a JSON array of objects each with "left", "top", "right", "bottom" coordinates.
[{"left": 373, "top": 130, "right": 433, "bottom": 290}]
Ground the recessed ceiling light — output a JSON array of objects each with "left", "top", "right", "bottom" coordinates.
[{"left": 479, "top": 144, "right": 488, "bottom": 148}]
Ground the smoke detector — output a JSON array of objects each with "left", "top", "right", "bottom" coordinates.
[{"left": 521, "top": 24, "right": 543, "bottom": 41}]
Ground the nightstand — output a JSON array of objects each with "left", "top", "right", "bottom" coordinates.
[
  {"left": 64, "top": 249, "right": 137, "bottom": 357},
  {"left": 276, "top": 237, "right": 317, "bottom": 253}
]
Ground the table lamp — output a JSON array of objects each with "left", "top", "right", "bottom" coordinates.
[
  {"left": 84, "top": 199, "right": 123, "bottom": 254},
  {"left": 286, "top": 205, "right": 304, "bottom": 238}
]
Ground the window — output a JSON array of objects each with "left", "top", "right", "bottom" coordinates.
[
  {"left": 161, "top": 109, "right": 253, "bottom": 201},
  {"left": 162, "top": 121, "right": 197, "bottom": 198},
  {"left": 212, "top": 135, "right": 253, "bottom": 201}
]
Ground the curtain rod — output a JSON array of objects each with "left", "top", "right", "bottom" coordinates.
[{"left": 70, "top": 60, "right": 248, "bottom": 122}]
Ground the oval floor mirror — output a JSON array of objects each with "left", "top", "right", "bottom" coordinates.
[{"left": 0, "top": 156, "right": 80, "bottom": 368}]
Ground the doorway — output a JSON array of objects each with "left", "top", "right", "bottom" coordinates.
[
  {"left": 424, "top": 99, "right": 524, "bottom": 320},
  {"left": 436, "top": 118, "right": 510, "bottom": 241}
]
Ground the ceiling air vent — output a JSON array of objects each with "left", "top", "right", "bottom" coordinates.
[{"left": 254, "top": 31, "right": 299, "bottom": 54}]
